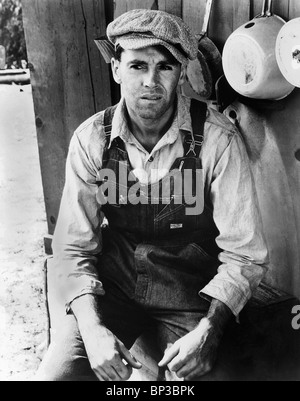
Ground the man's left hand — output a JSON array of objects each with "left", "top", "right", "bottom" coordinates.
[{"left": 158, "top": 317, "right": 222, "bottom": 381}]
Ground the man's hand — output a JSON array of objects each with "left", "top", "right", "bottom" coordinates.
[
  {"left": 71, "top": 294, "right": 142, "bottom": 381},
  {"left": 158, "top": 317, "right": 219, "bottom": 380},
  {"left": 158, "top": 299, "right": 232, "bottom": 381},
  {"left": 83, "top": 324, "right": 142, "bottom": 381}
]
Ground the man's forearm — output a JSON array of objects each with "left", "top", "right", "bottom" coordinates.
[
  {"left": 70, "top": 294, "right": 105, "bottom": 336},
  {"left": 206, "top": 298, "right": 233, "bottom": 338}
]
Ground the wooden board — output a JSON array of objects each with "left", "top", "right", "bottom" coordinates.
[
  {"left": 104, "top": 0, "right": 114, "bottom": 23},
  {"left": 272, "top": 0, "right": 289, "bottom": 21},
  {"left": 114, "top": 0, "right": 128, "bottom": 17},
  {"left": 158, "top": 0, "right": 182, "bottom": 17},
  {"left": 182, "top": 0, "right": 206, "bottom": 35},
  {"left": 233, "top": 0, "right": 251, "bottom": 30},
  {"left": 22, "top": 0, "right": 111, "bottom": 235},
  {"left": 127, "top": 0, "right": 158, "bottom": 10},
  {"left": 289, "top": 0, "right": 300, "bottom": 19},
  {"left": 208, "top": 0, "right": 234, "bottom": 49},
  {"left": 114, "top": 0, "right": 158, "bottom": 18}
]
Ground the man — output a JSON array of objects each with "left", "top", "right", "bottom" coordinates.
[{"left": 36, "top": 9, "right": 268, "bottom": 381}]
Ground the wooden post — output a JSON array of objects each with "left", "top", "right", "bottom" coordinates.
[{"left": 22, "top": 0, "right": 111, "bottom": 244}]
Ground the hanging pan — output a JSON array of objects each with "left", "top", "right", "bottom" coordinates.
[
  {"left": 276, "top": 17, "right": 300, "bottom": 88},
  {"left": 222, "top": 0, "right": 295, "bottom": 100},
  {"left": 197, "top": 0, "right": 223, "bottom": 91},
  {"left": 94, "top": 36, "right": 115, "bottom": 64},
  {"left": 182, "top": 0, "right": 223, "bottom": 100}
]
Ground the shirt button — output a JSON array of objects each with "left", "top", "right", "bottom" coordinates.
[{"left": 148, "top": 156, "right": 154, "bottom": 162}]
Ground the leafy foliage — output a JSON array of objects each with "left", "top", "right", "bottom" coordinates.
[{"left": 0, "top": 0, "right": 27, "bottom": 68}]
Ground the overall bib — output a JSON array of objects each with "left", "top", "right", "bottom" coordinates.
[{"left": 96, "top": 100, "right": 221, "bottom": 341}]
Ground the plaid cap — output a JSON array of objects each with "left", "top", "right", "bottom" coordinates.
[{"left": 106, "top": 9, "right": 198, "bottom": 66}]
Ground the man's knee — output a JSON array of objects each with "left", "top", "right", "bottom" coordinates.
[
  {"left": 34, "top": 314, "right": 96, "bottom": 381},
  {"left": 35, "top": 339, "right": 97, "bottom": 381}
]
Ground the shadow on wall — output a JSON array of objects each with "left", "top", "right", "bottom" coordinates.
[{"left": 225, "top": 88, "right": 300, "bottom": 300}]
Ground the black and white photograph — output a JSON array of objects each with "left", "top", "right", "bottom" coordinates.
[{"left": 0, "top": 0, "right": 300, "bottom": 383}]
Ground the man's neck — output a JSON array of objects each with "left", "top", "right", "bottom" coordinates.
[{"left": 126, "top": 104, "right": 176, "bottom": 153}]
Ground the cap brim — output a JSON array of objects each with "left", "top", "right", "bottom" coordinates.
[{"left": 116, "top": 37, "right": 187, "bottom": 66}]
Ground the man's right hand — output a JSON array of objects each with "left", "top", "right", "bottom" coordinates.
[
  {"left": 70, "top": 294, "right": 142, "bottom": 381},
  {"left": 83, "top": 324, "right": 142, "bottom": 381}
]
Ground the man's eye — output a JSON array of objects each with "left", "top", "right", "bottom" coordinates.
[
  {"left": 130, "top": 64, "right": 145, "bottom": 70},
  {"left": 159, "top": 64, "right": 173, "bottom": 71}
]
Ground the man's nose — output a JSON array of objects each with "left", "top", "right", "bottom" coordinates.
[{"left": 143, "top": 69, "right": 159, "bottom": 88}]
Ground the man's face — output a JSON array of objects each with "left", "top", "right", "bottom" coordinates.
[{"left": 111, "top": 46, "right": 186, "bottom": 121}]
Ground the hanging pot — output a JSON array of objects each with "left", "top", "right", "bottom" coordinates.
[
  {"left": 222, "top": 0, "right": 295, "bottom": 100},
  {"left": 182, "top": 0, "right": 222, "bottom": 100},
  {"left": 276, "top": 17, "right": 300, "bottom": 88},
  {"left": 196, "top": 0, "right": 223, "bottom": 91}
]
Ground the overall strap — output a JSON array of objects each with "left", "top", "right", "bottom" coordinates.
[
  {"left": 184, "top": 98, "right": 207, "bottom": 158},
  {"left": 103, "top": 104, "right": 126, "bottom": 152},
  {"left": 102, "top": 104, "right": 126, "bottom": 162},
  {"left": 103, "top": 99, "right": 207, "bottom": 157},
  {"left": 103, "top": 104, "right": 117, "bottom": 139}
]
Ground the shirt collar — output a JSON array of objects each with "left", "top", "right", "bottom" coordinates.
[{"left": 108, "top": 91, "right": 193, "bottom": 149}]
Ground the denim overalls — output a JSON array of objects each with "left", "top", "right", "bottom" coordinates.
[{"left": 97, "top": 100, "right": 221, "bottom": 316}]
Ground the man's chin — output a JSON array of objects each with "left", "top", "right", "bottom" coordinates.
[{"left": 136, "top": 105, "right": 166, "bottom": 120}]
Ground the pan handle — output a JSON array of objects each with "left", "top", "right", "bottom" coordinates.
[
  {"left": 259, "top": 0, "right": 272, "bottom": 18},
  {"left": 266, "top": 0, "right": 273, "bottom": 16},
  {"left": 201, "top": 0, "right": 213, "bottom": 35},
  {"left": 261, "top": 0, "right": 268, "bottom": 17}
]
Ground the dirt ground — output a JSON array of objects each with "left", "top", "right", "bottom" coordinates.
[{"left": 0, "top": 84, "right": 48, "bottom": 381}]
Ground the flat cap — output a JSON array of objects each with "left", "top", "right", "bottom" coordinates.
[{"left": 106, "top": 9, "right": 198, "bottom": 65}]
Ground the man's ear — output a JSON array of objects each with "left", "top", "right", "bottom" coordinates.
[
  {"left": 178, "top": 64, "right": 187, "bottom": 86},
  {"left": 111, "top": 58, "right": 122, "bottom": 84}
]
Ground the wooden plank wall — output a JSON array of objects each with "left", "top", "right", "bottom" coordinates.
[
  {"left": 113, "top": 0, "right": 300, "bottom": 50},
  {"left": 22, "top": 0, "right": 111, "bottom": 236}
]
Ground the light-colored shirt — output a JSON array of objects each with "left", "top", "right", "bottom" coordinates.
[{"left": 51, "top": 93, "right": 269, "bottom": 317}]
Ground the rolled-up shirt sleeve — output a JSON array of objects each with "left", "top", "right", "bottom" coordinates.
[
  {"left": 199, "top": 123, "right": 269, "bottom": 317},
  {"left": 52, "top": 127, "right": 105, "bottom": 311}
]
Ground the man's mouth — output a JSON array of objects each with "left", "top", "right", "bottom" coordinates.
[{"left": 140, "top": 94, "right": 162, "bottom": 101}]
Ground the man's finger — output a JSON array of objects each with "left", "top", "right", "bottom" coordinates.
[
  {"left": 118, "top": 342, "right": 142, "bottom": 369},
  {"left": 158, "top": 343, "right": 180, "bottom": 367},
  {"left": 167, "top": 354, "right": 186, "bottom": 373},
  {"left": 183, "top": 366, "right": 205, "bottom": 381},
  {"left": 181, "top": 362, "right": 213, "bottom": 381},
  {"left": 106, "top": 366, "right": 122, "bottom": 381},
  {"left": 113, "top": 360, "right": 133, "bottom": 381},
  {"left": 175, "top": 359, "right": 197, "bottom": 379},
  {"left": 94, "top": 366, "right": 113, "bottom": 381}
]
